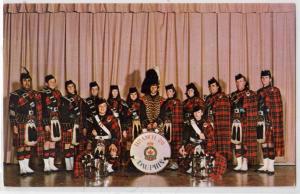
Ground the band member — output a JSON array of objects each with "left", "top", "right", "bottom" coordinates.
[
  {"left": 40, "top": 74, "right": 62, "bottom": 172},
  {"left": 205, "top": 77, "right": 232, "bottom": 161},
  {"left": 121, "top": 87, "right": 147, "bottom": 167},
  {"left": 9, "top": 68, "right": 43, "bottom": 175},
  {"left": 107, "top": 85, "right": 128, "bottom": 165},
  {"left": 256, "top": 70, "right": 284, "bottom": 175},
  {"left": 60, "top": 80, "right": 84, "bottom": 171},
  {"left": 160, "top": 84, "right": 183, "bottom": 170},
  {"left": 179, "top": 105, "right": 227, "bottom": 178},
  {"left": 82, "top": 81, "right": 102, "bottom": 148},
  {"left": 230, "top": 74, "right": 258, "bottom": 172},
  {"left": 183, "top": 83, "right": 205, "bottom": 124},
  {"left": 90, "top": 98, "right": 121, "bottom": 172},
  {"left": 141, "top": 68, "right": 164, "bottom": 131},
  {"left": 107, "top": 85, "right": 127, "bottom": 126}
]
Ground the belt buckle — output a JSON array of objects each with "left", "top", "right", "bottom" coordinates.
[
  {"left": 22, "top": 93, "right": 29, "bottom": 98},
  {"left": 52, "top": 116, "right": 58, "bottom": 120},
  {"left": 87, "top": 100, "right": 93, "bottom": 105},
  {"left": 234, "top": 109, "right": 240, "bottom": 113},
  {"left": 27, "top": 119, "right": 35, "bottom": 124},
  {"left": 45, "top": 89, "right": 51, "bottom": 94},
  {"left": 258, "top": 111, "right": 264, "bottom": 116},
  {"left": 69, "top": 97, "right": 74, "bottom": 103},
  {"left": 28, "top": 110, "right": 34, "bottom": 115}
]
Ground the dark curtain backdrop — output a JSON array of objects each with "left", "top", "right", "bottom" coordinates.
[{"left": 3, "top": 3, "right": 296, "bottom": 164}]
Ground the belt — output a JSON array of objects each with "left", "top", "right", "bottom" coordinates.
[
  {"left": 95, "top": 135, "right": 111, "bottom": 140},
  {"left": 190, "top": 137, "right": 203, "bottom": 144},
  {"left": 48, "top": 106, "right": 59, "bottom": 112},
  {"left": 234, "top": 108, "right": 240, "bottom": 113}
]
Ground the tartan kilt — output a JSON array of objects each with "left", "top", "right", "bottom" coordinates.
[
  {"left": 264, "top": 125, "right": 273, "bottom": 144},
  {"left": 62, "top": 129, "right": 73, "bottom": 145},
  {"left": 13, "top": 123, "right": 26, "bottom": 147},
  {"left": 73, "top": 153, "right": 85, "bottom": 178},
  {"left": 36, "top": 127, "right": 45, "bottom": 157},
  {"left": 44, "top": 130, "right": 51, "bottom": 142},
  {"left": 13, "top": 124, "right": 44, "bottom": 157}
]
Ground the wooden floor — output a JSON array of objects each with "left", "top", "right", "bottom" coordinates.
[{"left": 3, "top": 164, "right": 296, "bottom": 187}]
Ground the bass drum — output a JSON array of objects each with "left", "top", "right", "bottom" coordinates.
[{"left": 130, "top": 132, "right": 171, "bottom": 173}]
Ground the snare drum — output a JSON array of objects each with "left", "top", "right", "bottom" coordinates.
[{"left": 130, "top": 131, "right": 171, "bottom": 173}]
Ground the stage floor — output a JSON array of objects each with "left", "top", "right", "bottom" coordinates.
[{"left": 3, "top": 164, "right": 296, "bottom": 187}]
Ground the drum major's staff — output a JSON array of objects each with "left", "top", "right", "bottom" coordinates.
[{"left": 9, "top": 67, "right": 284, "bottom": 178}]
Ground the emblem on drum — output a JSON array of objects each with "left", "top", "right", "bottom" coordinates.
[
  {"left": 144, "top": 142, "right": 157, "bottom": 161},
  {"left": 130, "top": 132, "right": 171, "bottom": 173}
]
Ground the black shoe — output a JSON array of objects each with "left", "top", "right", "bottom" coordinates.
[
  {"left": 233, "top": 169, "right": 241, "bottom": 172},
  {"left": 267, "top": 171, "right": 275, "bottom": 175}
]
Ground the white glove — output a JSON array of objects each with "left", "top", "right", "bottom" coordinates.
[{"left": 142, "top": 128, "right": 148, "bottom": 133}]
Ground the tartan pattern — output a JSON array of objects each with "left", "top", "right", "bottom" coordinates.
[
  {"left": 73, "top": 152, "right": 85, "bottom": 178},
  {"left": 101, "top": 114, "right": 121, "bottom": 148},
  {"left": 126, "top": 99, "right": 148, "bottom": 128},
  {"left": 60, "top": 94, "right": 84, "bottom": 147},
  {"left": 230, "top": 90, "right": 258, "bottom": 165},
  {"left": 44, "top": 130, "right": 51, "bottom": 141},
  {"left": 107, "top": 98, "right": 128, "bottom": 125},
  {"left": 205, "top": 92, "right": 232, "bottom": 160},
  {"left": 183, "top": 96, "right": 205, "bottom": 115},
  {"left": 36, "top": 127, "right": 45, "bottom": 157},
  {"left": 40, "top": 88, "right": 62, "bottom": 126},
  {"left": 265, "top": 126, "right": 273, "bottom": 144},
  {"left": 160, "top": 98, "right": 184, "bottom": 157},
  {"left": 13, "top": 123, "right": 26, "bottom": 147},
  {"left": 204, "top": 122, "right": 217, "bottom": 154},
  {"left": 60, "top": 94, "right": 84, "bottom": 129},
  {"left": 257, "top": 86, "right": 284, "bottom": 157},
  {"left": 184, "top": 121, "right": 216, "bottom": 154},
  {"left": 62, "top": 129, "right": 73, "bottom": 144},
  {"left": 211, "top": 152, "right": 227, "bottom": 178},
  {"left": 9, "top": 89, "right": 43, "bottom": 156}
]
